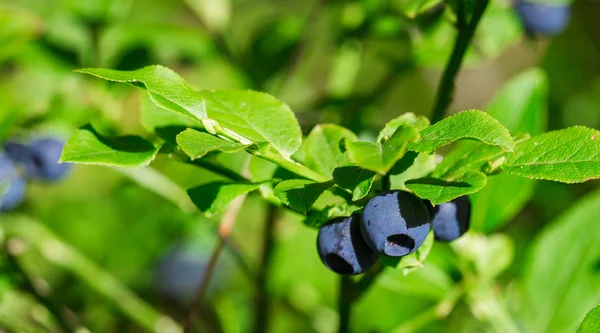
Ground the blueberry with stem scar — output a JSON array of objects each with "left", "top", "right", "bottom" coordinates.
[
  {"left": 317, "top": 215, "right": 378, "bottom": 275},
  {"left": 361, "top": 191, "right": 431, "bottom": 257},
  {"left": 430, "top": 196, "right": 471, "bottom": 242}
]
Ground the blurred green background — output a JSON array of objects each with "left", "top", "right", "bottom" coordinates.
[{"left": 1, "top": 0, "right": 600, "bottom": 332}]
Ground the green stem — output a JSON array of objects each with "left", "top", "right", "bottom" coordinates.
[
  {"left": 430, "top": 0, "right": 490, "bottom": 124},
  {"left": 253, "top": 204, "right": 278, "bottom": 333},
  {"left": 337, "top": 276, "right": 353, "bottom": 333}
]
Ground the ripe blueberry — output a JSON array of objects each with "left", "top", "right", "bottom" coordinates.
[
  {"left": 361, "top": 191, "right": 431, "bottom": 257},
  {"left": 515, "top": 0, "right": 570, "bottom": 36},
  {"left": 9, "top": 138, "right": 71, "bottom": 182},
  {"left": 317, "top": 215, "right": 378, "bottom": 275},
  {"left": 430, "top": 196, "right": 471, "bottom": 242},
  {"left": 0, "top": 154, "right": 26, "bottom": 211}
]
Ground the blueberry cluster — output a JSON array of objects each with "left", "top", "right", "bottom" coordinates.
[
  {"left": 0, "top": 137, "right": 70, "bottom": 211},
  {"left": 515, "top": 0, "right": 570, "bottom": 37},
  {"left": 317, "top": 191, "right": 471, "bottom": 275}
]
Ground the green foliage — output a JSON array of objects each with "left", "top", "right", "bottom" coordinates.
[
  {"left": 347, "top": 125, "right": 419, "bottom": 174},
  {"left": 332, "top": 165, "right": 376, "bottom": 201},
  {"left": 303, "top": 124, "right": 358, "bottom": 177},
  {"left": 273, "top": 179, "right": 335, "bottom": 214},
  {"left": 77, "top": 66, "right": 206, "bottom": 122},
  {"left": 405, "top": 171, "right": 487, "bottom": 205},
  {"left": 521, "top": 189, "right": 600, "bottom": 333},
  {"left": 187, "top": 182, "right": 261, "bottom": 216},
  {"left": 578, "top": 305, "right": 600, "bottom": 333},
  {"left": 61, "top": 125, "right": 160, "bottom": 167},
  {"left": 503, "top": 127, "right": 600, "bottom": 183},
  {"left": 176, "top": 128, "right": 251, "bottom": 159},
  {"left": 408, "top": 110, "right": 515, "bottom": 153},
  {"left": 198, "top": 89, "right": 302, "bottom": 158},
  {"left": 471, "top": 68, "right": 548, "bottom": 232}
]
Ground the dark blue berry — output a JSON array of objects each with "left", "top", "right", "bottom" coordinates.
[
  {"left": 317, "top": 215, "right": 378, "bottom": 275},
  {"left": 430, "top": 196, "right": 471, "bottom": 242},
  {"left": 0, "top": 154, "right": 26, "bottom": 211},
  {"left": 515, "top": 0, "right": 570, "bottom": 36},
  {"left": 361, "top": 191, "right": 431, "bottom": 257}
]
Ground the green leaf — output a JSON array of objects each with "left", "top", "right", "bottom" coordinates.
[
  {"left": 405, "top": 171, "right": 487, "bottom": 205},
  {"left": 485, "top": 68, "right": 548, "bottom": 135},
  {"left": 199, "top": 90, "right": 302, "bottom": 158},
  {"left": 76, "top": 66, "right": 206, "bottom": 122},
  {"left": 377, "top": 113, "right": 429, "bottom": 143},
  {"left": 273, "top": 179, "right": 335, "bottom": 214},
  {"left": 303, "top": 203, "right": 362, "bottom": 229},
  {"left": 347, "top": 125, "right": 420, "bottom": 174},
  {"left": 332, "top": 165, "right": 376, "bottom": 201},
  {"left": 461, "top": 69, "right": 548, "bottom": 232},
  {"left": 578, "top": 305, "right": 600, "bottom": 333},
  {"left": 522, "top": 189, "right": 600, "bottom": 333},
  {"left": 303, "top": 124, "right": 358, "bottom": 177},
  {"left": 381, "top": 231, "right": 434, "bottom": 275},
  {"left": 187, "top": 182, "right": 261, "bottom": 216},
  {"left": 176, "top": 128, "right": 250, "bottom": 160},
  {"left": 60, "top": 125, "right": 160, "bottom": 167},
  {"left": 432, "top": 141, "right": 504, "bottom": 178},
  {"left": 408, "top": 110, "right": 514, "bottom": 153},
  {"left": 503, "top": 126, "right": 600, "bottom": 183}
]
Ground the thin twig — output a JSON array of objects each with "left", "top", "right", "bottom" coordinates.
[
  {"left": 252, "top": 204, "right": 278, "bottom": 333},
  {"left": 337, "top": 276, "right": 353, "bottom": 333},
  {"left": 183, "top": 194, "right": 247, "bottom": 332},
  {"left": 430, "top": 0, "right": 490, "bottom": 124},
  {"left": 4, "top": 240, "right": 76, "bottom": 333}
]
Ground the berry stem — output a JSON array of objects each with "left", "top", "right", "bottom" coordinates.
[{"left": 430, "top": 0, "right": 491, "bottom": 124}]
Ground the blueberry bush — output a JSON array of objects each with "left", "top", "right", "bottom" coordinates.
[{"left": 1, "top": 0, "right": 599, "bottom": 332}]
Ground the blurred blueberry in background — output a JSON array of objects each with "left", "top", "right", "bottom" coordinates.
[
  {"left": 515, "top": 0, "right": 571, "bottom": 36},
  {"left": 155, "top": 244, "right": 211, "bottom": 303},
  {"left": 0, "top": 154, "right": 26, "bottom": 211},
  {"left": 5, "top": 138, "right": 71, "bottom": 182}
]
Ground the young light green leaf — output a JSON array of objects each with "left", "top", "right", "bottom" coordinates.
[
  {"left": 176, "top": 128, "right": 249, "bottom": 160},
  {"left": 273, "top": 179, "right": 335, "bottom": 214},
  {"left": 503, "top": 126, "right": 600, "bottom": 183},
  {"left": 199, "top": 90, "right": 302, "bottom": 158},
  {"left": 303, "top": 124, "right": 358, "bottom": 177},
  {"left": 405, "top": 171, "right": 487, "bottom": 205},
  {"left": 60, "top": 125, "right": 160, "bottom": 167},
  {"left": 408, "top": 110, "right": 514, "bottom": 152},
  {"left": 332, "top": 165, "right": 376, "bottom": 201},
  {"left": 187, "top": 182, "right": 261, "bottom": 216},
  {"left": 303, "top": 203, "right": 362, "bottom": 229},
  {"left": 522, "top": 189, "right": 600, "bottom": 333},
  {"left": 76, "top": 66, "right": 206, "bottom": 122},
  {"left": 578, "top": 305, "right": 600, "bottom": 333},
  {"left": 347, "top": 125, "right": 420, "bottom": 174},
  {"left": 377, "top": 113, "right": 430, "bottom": 143}
]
